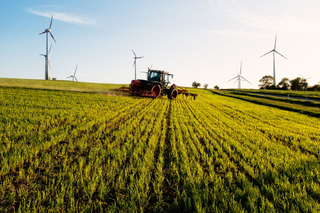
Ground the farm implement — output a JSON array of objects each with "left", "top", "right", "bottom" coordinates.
[{"left": 112, "top": 69, "right": 198, "bottom": 100}]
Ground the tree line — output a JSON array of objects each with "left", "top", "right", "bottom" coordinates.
[
  {"left": 192, "top": 81, "right": 219, "bottom": 90},
  {"left": 259, "top": 75, "right": 320, "bottom": 91}
]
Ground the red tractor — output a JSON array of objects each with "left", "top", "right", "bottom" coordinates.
[{"left": 113, "top": 69, "right": 197, "bottom": 99}]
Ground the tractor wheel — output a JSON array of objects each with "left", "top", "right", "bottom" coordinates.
[
  {"left": 151, "top": 84, "right": 161, "bottom": 98},
  {"left": 168, "top": 87, "right": 178, "bottom": 99}
]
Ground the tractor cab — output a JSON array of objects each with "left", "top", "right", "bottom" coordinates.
[{"left": 147, "top": 69, "right": 173, "bottom": 88}]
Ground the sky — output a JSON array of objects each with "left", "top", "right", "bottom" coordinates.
[{"left": 1, "top": 0, "right": 320, "bottom": 89}]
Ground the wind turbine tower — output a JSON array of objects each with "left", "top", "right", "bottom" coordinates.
[
  {"left": 227, "top": 61, "right": 252, "bottom": 89},
  {"left": 261, "top": 35, "right": 287, "bottom": 85},
  {"left": 40, "top": 44, "right": 52, "bottom": 71},
  {"left": 39, "top": 15, "right": 56, "bottom": 80},
  {"left": 132, "top": 50, "right": 144, "bottom": 80}
]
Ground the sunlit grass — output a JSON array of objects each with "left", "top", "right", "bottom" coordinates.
[
  {"left": 1, "top": 80, "right": 320, "bottom": 212},
  {"left": 0, "top": 78, "right": 125, "bottom": 93}
]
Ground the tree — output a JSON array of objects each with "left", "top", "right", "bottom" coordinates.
[
  {"left": 259, "top": 75, "right": 274, "bottom": 89},
  {"left": 307, "top": 82, "right": 320, "bottom": 91},
  {"left": 192, "top": 81, "right": 201, "bottom": 88},
  {"left": 310, "top": 84, "right": 320, "bottom": 91},
  {"left": 214, "top": 85, "right": 219, "bottom": 90},
  {"left": 277, "top": 77, "right": 290, "bottom": 90},
  {"left": 290, "top": 77, "right": 304, "bottom": 90},
  {"left": 203, "top": 84, "right": 208, "bottom": 89}
]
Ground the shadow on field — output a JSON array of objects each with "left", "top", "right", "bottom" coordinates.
[{"left": 234, "top": 91, "right": 320, "bottom": 106}]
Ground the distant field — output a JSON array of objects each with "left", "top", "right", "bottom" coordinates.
[
  {"left": 1, "top": 80, "right": 320, "bottom": 212},
  {"left": 0, "top": 78, "right": 123, "bottom": 93},
  {"left": 212, "top": 89, "right": 320, "bottom": 117},
  {"left": 228, "top": 88, "right": 320, "bottom": 99}
]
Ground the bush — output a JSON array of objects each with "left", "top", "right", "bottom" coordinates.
[{"left": 192, "top": 81, "right": 201, "bottom": 88}]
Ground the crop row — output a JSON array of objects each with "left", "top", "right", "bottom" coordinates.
[{"left": 1, "top": 87, "right": 320, "bottom": 212}]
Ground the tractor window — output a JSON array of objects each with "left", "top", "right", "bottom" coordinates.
[
  {"left": 164, "top": 74, "right": 170, "bottom": 87},
  {"left": 148, "top": 72, "right": 161, "bottom": 82}
]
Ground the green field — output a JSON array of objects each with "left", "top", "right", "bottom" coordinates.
[
  {"left": 0, "top": 78, "right": 123, "bottom": 92},
  {"left": 227, "top": 88, "right": 320, "bottom": 99},
  {"left": 1, "top": 79, "right": 320, "bottom": 212},
  {"left": 212, "top": 90, "right": 320, "bottom": 118}
]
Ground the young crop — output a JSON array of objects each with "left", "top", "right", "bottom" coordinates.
[{"left": 0, "top": 86, "right": 320, "bottom": 212}]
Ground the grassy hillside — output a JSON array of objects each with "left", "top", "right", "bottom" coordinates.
[{"left": 0, "top": 78, "right": 124, "bottom": 93}]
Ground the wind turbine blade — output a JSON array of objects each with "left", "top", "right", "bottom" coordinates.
[
  {"left": 132, "top": 49, "right": 136, "bottom": 57},
  {"left": 299, "top": 74, "right": 312, "bottom": 80},
  {"left": 48, "top": 60, "right": 51, "bottom": 70},
  {"left": 227, "top": 76, "right": 239, "bottom": 83},
  {"left": 260, "top": 50, "right": 273, "bottom": 57},
  {"left": 274, "top": 50, "right": 287, "bottom": 59},
  {"left": 233, "top": 78, "right": 239, "bottom": 84},
  {"left": 138, "top": 56, "right": 144, "bottom": 59},
  {"left": 39, "top": 31, "right": 46, "bottom": 35},
  {"left": 240, "top": 60, "right": 242, "bottom": 75},
  {"left": 39, "top": 54, "right": 46, "bottom": 57},
  {"left": 274, "top": 34, "right": 277, "bottom": 49},
  {"left": 75, "top": 77, "right": 78, "bottom": 82},
  {"left": 50, "top": 32, "right": 56, "bottom": 43},
  {"left": 240, "top": 76, "right": 252, "bottom": 84},
  {"left": 48, "top": 44, "right": 52, "bottom": 54},
  {"left": 67, "top": 76, "right": 72, "bottom": 78},
  {"left": 49, "top": 15, "right": 53, "bottom": 29},
  {"left": 133, "top": 60, "right": 136, "bottom": 67},
  {"left": 74, "top": 64, "right": 78, "bottom": 75}
]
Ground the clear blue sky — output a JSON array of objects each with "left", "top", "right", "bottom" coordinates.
[{"left": 1, "top": 0, "right": 320, "bottom": 89}]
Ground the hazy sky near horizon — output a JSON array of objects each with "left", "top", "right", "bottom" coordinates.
[{"left": 1, "top": 0, "right": 320, "bottom": 89}]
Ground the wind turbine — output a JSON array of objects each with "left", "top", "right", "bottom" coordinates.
[
  {"left": 299, "top": 74, "right": 312, "bottom": 81},
  {"left": 132, "top": 50, "right": 144, "bottom": 80},
  {"left": 40, "top": 44, "right": 52, "bottom": 71},
  {"left": 67, "top": 64, "right": 78, "bottom": 82},
  {"left": 227, "top": 61, "right": 252, "bottom": 89},
  {"left": 39, "top": 15, "right": 56, "bottom": 80},
  {"left": 261, "top": 34, "right": 287, "bottom": 86},
  {"left": 299, "top": 74, "right": 312, "bottom": 91}
]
